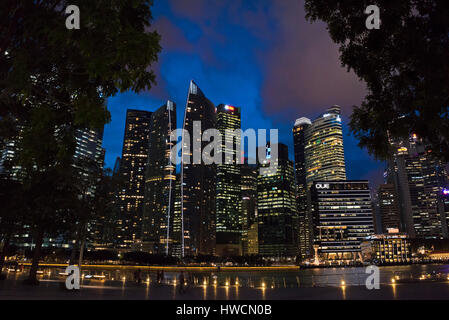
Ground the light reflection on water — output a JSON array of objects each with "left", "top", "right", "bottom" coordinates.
[
  {"left": 7, "top": 264, "right": 449, "bottom": 289},
  {"left": 391, "top": 282, "right": 397, "bottom": 299}
]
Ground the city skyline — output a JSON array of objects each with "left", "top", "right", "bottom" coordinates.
[
  {"left": 5, "top": 76, "right": 445, "bottom": 260},
  {"left": 111, "top": 80, "right": 381, "bottom": 261},
  {"left": 111, "top": 81, "right": 374, "bottom": 260},
  {"left": 3, "top": 0, "right": 449, "bottom": 305},
  {"left": 103, "top": 84, "right": 385, "bottom": 190},
  {"left": 102, "top": 0, "right": 384, "bottom": 190}
]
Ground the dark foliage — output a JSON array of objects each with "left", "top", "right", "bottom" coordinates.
[
  {"left": 305, "top": 0, "right": 449, "bottom": 160},
  {"left": 0, "top": 0, "right": 161, "bottom": 282}
]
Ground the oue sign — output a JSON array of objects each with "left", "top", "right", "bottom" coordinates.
[{"left": 316, "top": 183, "right": 330, "bottom": 190}]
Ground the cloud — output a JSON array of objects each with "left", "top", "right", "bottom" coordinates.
[
  {"left": 143, "top": 16, "right": 197, "bottom": 99},
  {"left": 260, "top": 1, "right": 366, "bottom": 119},
  {"left": 169, "top": 0, "right": 224, "bottom": 21},
  {"left": 103, "top": 0, "right": 381, "bottom": 183},
  {"left": 165, "top": 0, "right": 366, "bottom": 119},
  {"left": 153, "top": 17, "right": 194, "bottom": 53}
]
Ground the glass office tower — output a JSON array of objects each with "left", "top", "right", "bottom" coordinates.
[
  {"left": 142, "top": 101, "right": 176, "bottom": 255},
  {"left": 378, "top": 183, "right": 401, "bottom": 233},
  {"left": 304, "top": 105, "right": 346, "bottom": 185},
  {"left": 118, "top": 109, "right": 152, "bottom": 249},
  {"left": 171, "top": 173, "right": 182, "bottom": 258},
  {"left": 215, "top": 104, "right": 242, "bottom": 256},
  {"left": 294, "top": 105, "right": 347, "bottom": 260},
  {"left": 241, "top": 160, "right": 258, "bottom": 255},
  {"left": 181, "top": 80, "right": 216, "bottom": 256},
  {"left": 293, "top": 117, "right": 312, "bottom": 259},
  {"left": 386, "top": 134, "right": 448, "bottom": 238},
  {"left": 310, "top": 180, "right": 374, "bottom": 262},
  {"left": 73, "top": 128, "right": 106, "bottom": 247},
  {"left": 257, "top": 143, "right": 297, "bottom": 257}
]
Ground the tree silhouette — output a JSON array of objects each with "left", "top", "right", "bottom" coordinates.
[
  {"left": 0, "top": 178, "right": 25, "bottom": 278},
  {"left": 305, "top": 0, "right": 449, "bottom": 160},
  {"left": 0, "top": 0, "right": 161, "bottom": 284}
]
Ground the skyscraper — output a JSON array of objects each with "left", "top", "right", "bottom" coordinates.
[
  {"left": 386, "top": 134, "right": 448, "bottom": 238},
  {"left": 304, "top": 105, "right": 346, "bottom": 185},
  {"left": 441, "top": 189, "right": 449, "bottom": 237},
  {"left": 171, "top": 173, "right": 182, "bottom": 258},
  {"left": 113, "top": 157, "right": 121, "bottom": 176},
  {"left": 215, "top": 104, "right": 242, "bottom": 256},
  {"left": 1, "top": 125, "right": 106, "bottom": 249},
  {"left": 0, "top": 129, "right": 21, "bottom": 181},
  {"left": 181, "top": 80, "right": 216, "bottom": 256},
  {"left": 142, "top": 101, "right": 176, "bottom": 255},
  {"left": 73, "top": 128, "right": 105, "bottom": 196},
  {"left": 378, "top": 183, "right": 401, "bottom": 233},
  {"left": 241, "top": 160, "right": 258, "bottom": 255},
  {"left": 293, "top": 117, "right": 312, "bottom": 259},
  {"left": 73, "top": 128, "right": 106, "bottom": 247},
  {"left": 293, "top": 106, "right": 347, "bottom": 260},
  {"left": 257, "top": 143, "right": 297, "bottom": 257},
  {"left": 310, "top": 180, "right": 374, "bottom": 262},
  {"left": 91, "top": 166, "right": 122, "bottom": 250},
  {"left": 118, "top": 109, "right": 152, "bottom": 249}
]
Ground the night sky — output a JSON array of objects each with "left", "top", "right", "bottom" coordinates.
[{"left": 103, "top": 0, "right": 386, "bottom": 189}]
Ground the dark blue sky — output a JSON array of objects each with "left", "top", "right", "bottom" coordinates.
[{"left": 102, "top": 0, "right": 385, "bottom": 189}]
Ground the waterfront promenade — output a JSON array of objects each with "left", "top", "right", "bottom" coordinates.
[{"left": 1, "top": 278, "right": 449, "bottom": 300}]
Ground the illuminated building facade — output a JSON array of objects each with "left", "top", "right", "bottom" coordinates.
[
  {"left": 1, "top": 123, "right": 106, "bottom": 249},
  {"left": 378, "top": 184, "right": 401, "bottom": 233},
  {"left": 215, "top": 104, "right": 242, "bottom": 256},
  {"left": 73, "top": 128, "right": 105, "bottom": 196},
  {"left": 0, "top": 124, "right": 22, "bottom": 181},
  {"left": 293, "top": 106, "right": 347, "bottom": 260},
  {"left": 91, "top": 156, "right": 123, "bottom": 250},
  {"left": 386, "top": 134, "right": 448, "bottom": 239},
  {"left": 304, "top": 105, "right": 346, "bottom": 185},
  {"left": 142, "top": 101, "right": 176, "bottom": 255},
  {"left": 247, "top": 222, "right": 259, "bottom": 255},
  {"left": 73, "top": 128, "right": 106, "bottom": 246},
  {"left": 0, "top": 140, "right": 16, "bottom": 178},
  {"left": 442, "top": 189, "right": 449, "bottom": 236},
  {"left": 310, "top": 181, "right": 374, "bottom": 261},
  {"left": 241, "top": 161, "right": 258, "bottom": 255},
  {"left": 293, "top": 117, "right": 313, "bottom": 259},
  {"left": 181, "top": 80, "right": 216, "bottom": 256},
  {"left": 118, "top": 109, "right": 152, "bottom": 249},
  {"left": 257, "top": 143, "right": 298, "bottom": 256},
  {"left": 171, "top": 173, "right": 182, "bottom": 258},
  {"left": 365, "top": 233, "right": 411, "bottom": 264}
]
